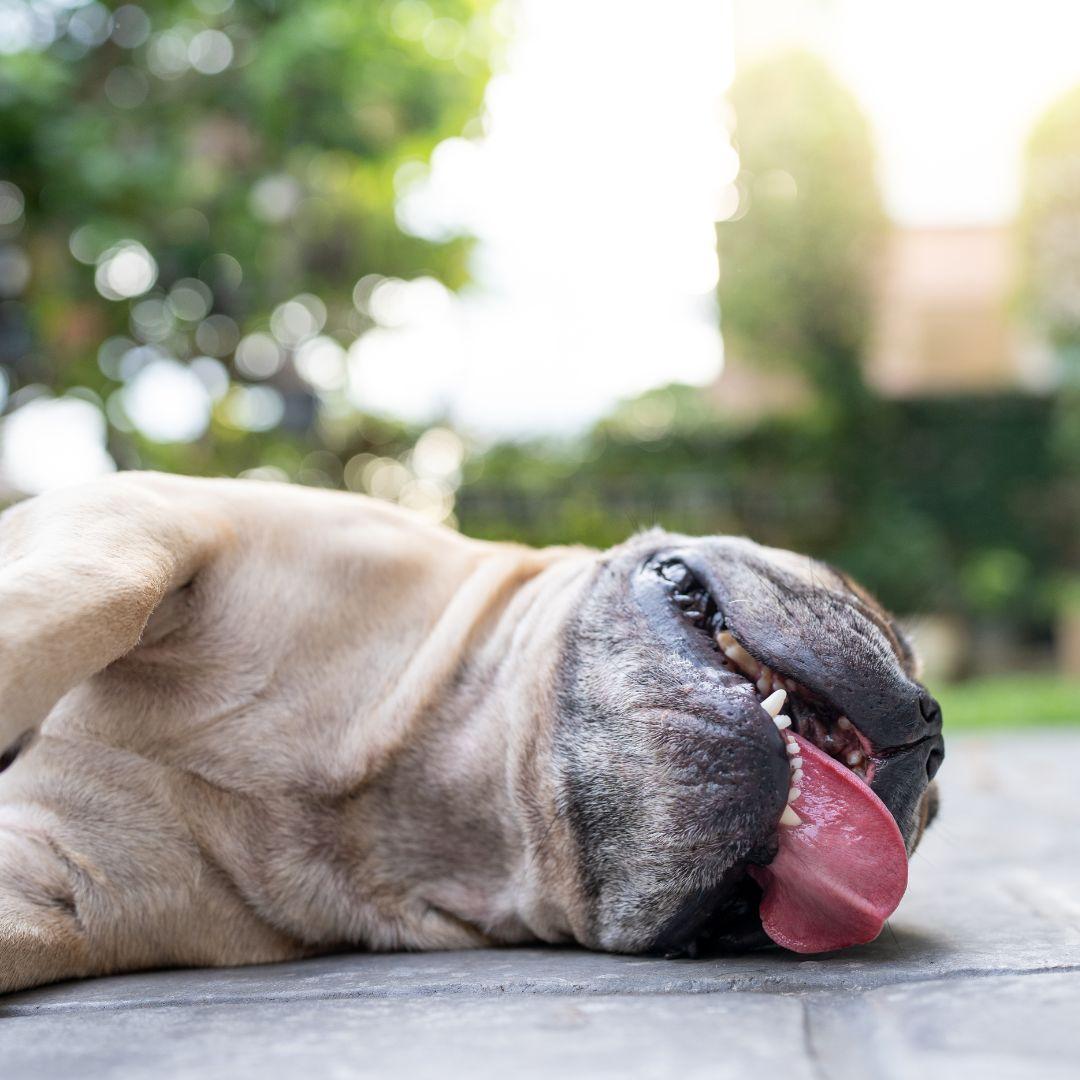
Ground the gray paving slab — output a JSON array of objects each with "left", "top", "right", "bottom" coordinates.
[
  {"left": 0, "top": 994, "right": 814, "bottom": 1080},
  {"left": 808, "top": 972, "right": 1080, "bottom": 1080},
  {"left": 0, "top": 731, "right": 1077, "bottom": 1078}
]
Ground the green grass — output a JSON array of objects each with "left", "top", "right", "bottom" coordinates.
[{"left": 933, "top": 675, "right": 1080, "bottom": 730}]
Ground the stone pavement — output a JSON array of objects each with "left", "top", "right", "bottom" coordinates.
[{"left": 1, "top": 731, "right": 1078, "bottom": 1079}]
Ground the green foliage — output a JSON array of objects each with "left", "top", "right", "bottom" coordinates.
[
  {"left": 933, "top": 675, "right": 1080, "bottom": 729},
  {"left": 717, "top": 51, "right": 886, "bottom": 407},
  {"left": 0, "top": 0, "right": 495, "bottom": 475},
  {"left": 1016, "top": 83, "right": 1080, "bottom": 500},
  {"left": 1016, "top": 83, "right": 1080, "bottom": 356}
]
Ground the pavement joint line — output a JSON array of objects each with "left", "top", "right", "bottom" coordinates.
[
  {"left": 3, "top": 961, "right": 1079, "bottom": 1018},
  {"left": 799, "top": 998, "right": 832, "bottom": 1080}
]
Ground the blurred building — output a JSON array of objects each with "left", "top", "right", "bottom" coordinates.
[
  {"left": 867, "top": 225, "right": 1055, "bottom": 396},
  {"left": 713, "top": 223, "right": 1058, "bottom": 412}
]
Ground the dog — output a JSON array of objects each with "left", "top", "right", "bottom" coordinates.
[{"left": 0, "top": 471, "right": 943, "bottom": 994}]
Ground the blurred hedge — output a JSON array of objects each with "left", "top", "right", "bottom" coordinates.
[{"left": 457, "top": 388, "right": 1065, "bottom": 625}]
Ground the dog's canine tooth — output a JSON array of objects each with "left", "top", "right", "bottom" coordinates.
[
  {"left": 779, "top": 805, "right": 802, "bottom": 827},
  {"left": 722, "top": 640, "right": 756, "bottom": 671},
  {"left": 715, "top": 634, "right": 870, "bottom": 784},
  {"left": 760, "top": 689, "right": 787, "bottom": 717}
]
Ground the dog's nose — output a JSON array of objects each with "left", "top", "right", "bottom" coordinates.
[
  {"left": 918, "top": 691, "right": 944, "bottom": 780},
  {"left": 919, "top": 689, "right": 943, "bottom": 734}
]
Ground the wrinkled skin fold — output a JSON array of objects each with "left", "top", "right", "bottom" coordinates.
[{"left": 0, "top": 474, "right": 942, "bottom": 994}]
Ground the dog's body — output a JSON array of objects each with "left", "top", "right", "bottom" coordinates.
[{"left": 0, "top": 473, "right": 942, "bottom": 994}]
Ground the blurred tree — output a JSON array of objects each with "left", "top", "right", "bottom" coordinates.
[
  {"left": 716, "top": 50, "right": 885, "bottom": 413},
  {"left": 0, "top": 0, "right": 497, "bottom": 485},
  {"left": 1017, "top": 83, "right": 1080, "bottom": 375},
  {"left": 1016, "top": 83, "right": 1080, "bottom": 574},
  {"left": 712, "top": 52, "right": 925, "bottom": 610}
]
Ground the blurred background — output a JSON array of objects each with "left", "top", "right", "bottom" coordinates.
[{"left": 2, "top": 0, "right": 1079, "bottom": 726}]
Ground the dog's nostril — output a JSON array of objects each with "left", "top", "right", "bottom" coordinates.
[
  {"left": 926, "top": 739, "right": 944, "bottom": 780},
  {"left": 919, "top": 691, "right": 942, "bottom": 731}
]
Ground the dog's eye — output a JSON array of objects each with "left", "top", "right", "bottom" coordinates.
[{"left": 653, "top": 559, "right": 722, "bottom": 631}]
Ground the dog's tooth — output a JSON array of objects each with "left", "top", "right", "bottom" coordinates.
[
  {"left": 837, "top": 716, "right": 852, "bottom": 731},
  {"left": 717, "top": 630, "right": 736, "bottom": 649},
  {"left": 756, "top": 674, "right": 773, "bottom": 695},
  {"left": 846, "top": 750, "right": 865, "bottom": 767},
  {"left": 760, "top": 689, "right": 787, "bottom": 717},
  {"left": 786, "top": 741, "right": 799, "bottom": 755},
  {"left": 779, "top": 805, "right": 802, "bottom": 827},
  {"left": 791, "top": 756, "right": 803, "bottom": 768},
  {"left": 773, "top": 714, "right": 792, "bottom": 730},
  {"left": 792, "top": 768, "right": 804, "bottom": 784},
  {"left": 788, "top": 786, "right": 801, "bottom": 803},
  {"left": 723, "top": 640, "right": 755, "bottom": 671}
]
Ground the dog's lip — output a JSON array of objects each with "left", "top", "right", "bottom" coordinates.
[
  {"left": 654, "top": 547, "right": 934, "bottom": 768},
  {"left": 642, "top": 551, "right": 876, "bottom": 786},
  {"left": 713, "top": 627, "right": 877, "bottom": 785}
]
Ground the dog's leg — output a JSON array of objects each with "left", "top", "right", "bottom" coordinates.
[
  {"left": 0, "top": 815, "right": 92, "bottom": 994},
  {"left": 0, "top": 738, "right": 307, "bottom": 994},
  {"left": 0, "top": 474, "right": 222, "bottom": 752},
  {"left": 0, "top": 474, "right": 305, "bottom": 994}
]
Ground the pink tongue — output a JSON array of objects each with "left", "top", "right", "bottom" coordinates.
[{"left": 748, "top": 733, "right": 908, "bottom": 953}]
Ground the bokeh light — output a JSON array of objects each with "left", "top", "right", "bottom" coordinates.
[
  {"left": 188, "top": 28, "right": 232, "bottom": 74},
  {"left": 95, "top": 241, "right": 158, "bottom": 301},
  {"left": 235, "top": 333, "right": 283, "bottom": 380},
  {"left": 0, "top": 182, "right": 24, "bottom": 225},
  {"left": 123, "top": 358, "right": 211, "bottom": 442},
  {"left": 0, "top": 395, "right": 115, "bottom": 493}
]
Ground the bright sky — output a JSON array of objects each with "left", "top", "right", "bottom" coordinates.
[
  {"left": 359, "top": 0, "right": 735, "bottom": 434},
  {"left": 356, "top": 0, "right": 1080, "bottom": 435},
  {"left": 793, "top": 0, "right": 1080, "bottom": 226}
]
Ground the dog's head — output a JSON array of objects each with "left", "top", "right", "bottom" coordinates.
[{"left": 534, "top": 530, "right": 943, "bottom": 956}]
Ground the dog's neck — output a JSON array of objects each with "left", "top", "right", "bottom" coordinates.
[{"left": 357, "top": 533, "right": 600, "bottom": 948}]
